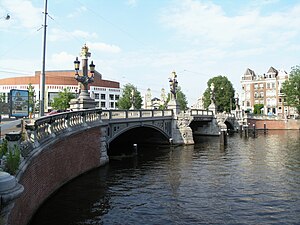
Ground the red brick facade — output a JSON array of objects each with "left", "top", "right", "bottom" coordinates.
[
  {"left": 8, "top": 127, "right": 102, "bottom": 225},
  {"left": 0, "top": 70, "right": 119, "bottom": 89},
  {"left": 247, "top": 118, "right": 300, "bottom": 130}
]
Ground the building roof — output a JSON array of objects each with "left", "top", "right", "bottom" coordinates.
[
  {"left": 151, "top": 97, "right": 161, "bottom": 101},
  {"left": 244, "top": 68, "right": 255, "bottom": 76},
  {"left": 0, "top": 70, "right": 119, "bottom": 88},
  {"left": 267, "top": 66, "right": 278, "bottom": 74}
]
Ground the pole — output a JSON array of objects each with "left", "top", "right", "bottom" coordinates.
[{"left": 40, "top": 0, "right": 48, "bottom": 117}]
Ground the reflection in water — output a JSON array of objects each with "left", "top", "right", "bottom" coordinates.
[{"left": 29, "top": 131, "right": 300, "bottom": 225}]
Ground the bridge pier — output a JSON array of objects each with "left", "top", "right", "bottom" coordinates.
[
  {"left": 99, "top": 126, "right": 109, "bottom": 166},
  {"left": 172, "top": 114, "right": 194, "bottom": 145}
]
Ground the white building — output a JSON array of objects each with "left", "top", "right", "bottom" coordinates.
[{"left": 0, "top": 70, "right": 121, "bottom": 112}]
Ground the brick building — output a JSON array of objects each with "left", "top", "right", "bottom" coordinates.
[
  {"left": 0, "top": 70, "right": 121, "bottom": 112},
  {"left": 240, "top": 66, "right": 297, "bottom": 117}
]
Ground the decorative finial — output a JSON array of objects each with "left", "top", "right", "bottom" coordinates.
[{"left": 80, "top": 44, "right": 91, "bottom": 58}]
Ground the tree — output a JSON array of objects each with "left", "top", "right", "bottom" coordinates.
[
  {"left": 117, "top": 83, "right": 143, "bottom": 109},
  {"left": 203, "top": 76, "right": 235, "bottom": 112},
  {"left": 162, "top": 86, "right": 188, "bottom": 111},
  {"left": 253, "top": 104, "right": 264, "bottom": 114},
  {"left": 27, "top": 83, "right": 35, "bottom": 114},
  {"left": 51, "top": 88, "right": 75, "bottom": 110},
  {"left": 281, "top": 66, "right": 300, "bottom": 114}
]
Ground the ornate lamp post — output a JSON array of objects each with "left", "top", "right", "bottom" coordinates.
[
  {"left": 69, "top": 44, "right": 97, "bottom": 110},
  {"left": 167, "top": 71, "right": 180, "bottom": 114},
  {"left": 73, "top": 44, "right": 95, "bottom": 99},
  {"left": 235, "top": 93, "right": 239, "bottom": 110},
  {"left": 210, "top": 83, "right": 215, "bottom": 104},
  {"left": 130, "top": 89, "right": 135, "bottom": 110},
  {"left": 169, "top": 71, "right": 178, "bottom": 100},
  {"left": 208, "top": 82, "right": 217, "bottom": 115}
]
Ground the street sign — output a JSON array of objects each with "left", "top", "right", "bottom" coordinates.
[{"left": 9, "top": 89, "right": 29, "bottom": 118}]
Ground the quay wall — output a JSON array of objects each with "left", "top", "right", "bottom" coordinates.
[
  {"left": 247, "top": 118, "right": 300, "bottom": 130},
  {"left": 8, "top": 126, "right": 103, "bottom": 225}
]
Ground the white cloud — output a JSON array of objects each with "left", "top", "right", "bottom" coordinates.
[
  {"left": 126, "top": 0, "right": 138, "bottom": 7},
  {"left": 87, "top": 42, "right": 121, "bottom": 53},
  {"left": 49, "top": 51, "right": 75, "bottom": 70},
  {"left": 1, "top": 0, "right": 42, "bottom": 29},
  {"left": 67, "top": 6, "right": 87, "bottom": 18},
  {"left": 48, "top": 28, "right": 98, "bottom": 42},
  {"left": 160, "top": 0, "right": 300, "bottom": 50}
]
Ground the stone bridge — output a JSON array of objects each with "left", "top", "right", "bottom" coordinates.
[{"left": 1, "top": 108, "right": 239, "bottom": 225}]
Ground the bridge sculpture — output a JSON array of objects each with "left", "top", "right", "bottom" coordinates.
[{"left": 0, "top": 108, "right": 239, "bottom": 225}]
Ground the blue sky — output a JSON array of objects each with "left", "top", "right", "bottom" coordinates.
[{"left": 0, "top": 0, "right": 299, "bottom": 105}]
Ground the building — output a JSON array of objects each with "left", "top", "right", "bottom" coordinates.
[
  {"left": 0, "top": 70, "right": 121, "bottom": 112},
  {"left": 240, "top": 66, "right": 297, "bottom": 117},
  {"left": 144, "top": 88, "right": 167, "bottom": 109},
  {"left": 191, "top": 95, "right": 205, "bottom": 109}
]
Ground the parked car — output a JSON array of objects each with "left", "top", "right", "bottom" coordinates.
[{"left": 47, "top": 109, "right": 65, "bottom": 115}]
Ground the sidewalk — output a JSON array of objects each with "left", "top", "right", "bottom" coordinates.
[{"left": 0, "top": 116, "right": 22, "bottom": 138}]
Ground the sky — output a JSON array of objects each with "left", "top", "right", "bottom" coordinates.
[{"left": 0, "top": 0, "right": 300, "bottom": 106}]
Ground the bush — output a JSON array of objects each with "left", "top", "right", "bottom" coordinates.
[
  {"left": 0, "top": 141, "right": 21, "bottom": 175},
  {"left": 0, "top": 139, "right": 8, "bottom": 157},
  {"left": 5, "top": 145, "right": 21, "bottom": 175}
]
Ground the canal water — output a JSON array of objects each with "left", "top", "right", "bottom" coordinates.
[{"left": 29, "top": 130, "right": 300, "bottom": 225}]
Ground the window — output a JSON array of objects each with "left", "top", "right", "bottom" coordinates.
[
  {"left": 101, "top": 102, "right": 106, "bottom": 108},
  {"left": 110, "top": 102, "right": 114, "bottom": 108},
  {"left": 101, "top": 94, "right": 105, "bottom": 100},
  {"left": 115, "top": 95, "right": 119, "bottom": 100},
  {"left": 260, "top": 92, "right": 264, "bottom": 98},
  {"left": 95, "top": 93, "right": 99, "bottom": 99},
  {"left": 109, "top": 94, "right": 114, "bottom": 100},
  {"left": 272, "top": 83, "right": 275, "bottom": 89},
  {"left": 267, "top": 83, "right": 270, "bottom": 89}
]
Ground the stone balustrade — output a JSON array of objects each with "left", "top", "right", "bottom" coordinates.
[
  {"left": 20, "top": 109, "right": 174, "bottom": 158},
  {"left": 100, "top": 109, "right": 173, "bottom": 120},
  {"left": 190, "top": 109, "right": 214, "bottom": 116}
]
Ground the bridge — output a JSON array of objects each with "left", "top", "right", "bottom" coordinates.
[{"left": 0, "top": 108, "right": 238, "bottom": 225}]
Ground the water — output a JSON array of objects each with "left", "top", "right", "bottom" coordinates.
[{"left": 29, "top": 130, "right": 300, "bottom": 225}]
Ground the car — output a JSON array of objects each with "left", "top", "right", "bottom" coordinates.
[{"left": 47, "top": 109, "right": 65, "bottom": 115}]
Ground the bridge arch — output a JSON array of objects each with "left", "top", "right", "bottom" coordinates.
[
  {"left": 224, "top": 120, "right": 235, "bottom": 131},
  {"left": 108, "top": 125, "right": 171, "bottom": 156}
]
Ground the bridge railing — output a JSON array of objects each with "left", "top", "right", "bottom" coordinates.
[
  {"left": 20, "top": 109, "right": 173, "bottom": 157},
  {"left": 100, "top": 109, "right": 173, "bottom": 120},
  {"left": 21, "top": 109, "right": 102, "bottom": 157},
  {"left": 190, "top": 109, "right": 214, "bottom": 116},
  {"left": 217, "top": 112, "right": 236, "bottom": 119}
]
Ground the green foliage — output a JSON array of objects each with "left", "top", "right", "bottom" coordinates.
[
  {"left": 203, "top": 75, "right": 235, "bottom": 112},
  {"left": 0, "top": 139, "right": 8, "bottom": 157},
  {"left": 51, "top": 88, "right": 75, "bottom": 110},
  {"left": 5, "top": 145, "right": 21, "bottom": 175},
  {"left": 253, "top": 104, "right": 264, "bottom": 114},
  {"left": 117, "top": 84, "right": 143, "bottom": 109},
  {"left": 0, "top": 141, "right": 21, "bottom": 175},
  {"left": 281, "top": 65, "right": 300, "bottom": 114},
  {"left": 0, "top": 93, "right": 5, "bottom": 103},
  {"left": 164, "top": 86, "right": 188, "bottom": 111},
  {"left": 27, "top": 83, "right": 35, "bottom": 113}
]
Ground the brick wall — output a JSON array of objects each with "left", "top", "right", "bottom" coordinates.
[
  {"left": 247, "top": 118, "right": 300, "bottom": 130},
  {"left": 8, "top": 126, "right": 102, "bottom": 225}
]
